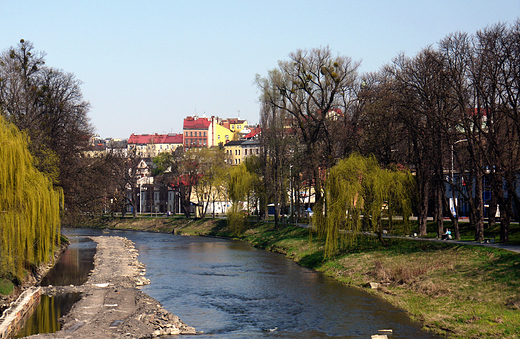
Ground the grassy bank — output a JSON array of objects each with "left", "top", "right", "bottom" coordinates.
[{"left": 87, "top": 216, "right": 520, "bottom": 338}]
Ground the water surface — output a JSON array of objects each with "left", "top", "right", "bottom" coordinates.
[
  {"left": 64, "top": 229, "right": 439, "bottom": 339},
  {"left": 16, "top": 236, "right": 95, "bottom": 337}
]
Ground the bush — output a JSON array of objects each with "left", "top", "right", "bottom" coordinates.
[
  {"left": 227, "top": 208, "right": 246, "bottom": 235},
  {"left": 0, "top": 278, "right": 14, "bottom": 296}
]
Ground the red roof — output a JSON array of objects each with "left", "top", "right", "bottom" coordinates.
[
  {"left": 467, "top": 108, "right": 488, "bottom": 117},
  {"left": 244, "top": 127, "right": 261, "bottom": 139},
  {"left": 169, "top": 173, "right": 203, "bottom": 187},
  {"left": 183, "top": 117, "right": 211, "bottom": 130},
  {"left": 128, "top": 133, "right": 183, "bottom": 145}
]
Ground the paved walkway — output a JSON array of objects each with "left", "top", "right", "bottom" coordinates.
[
  {"left": 396, "top": 236, "right": 520, "bottom": 253},
  {"left": 296, "top": 223, "right": 520, "bottom": 254}
]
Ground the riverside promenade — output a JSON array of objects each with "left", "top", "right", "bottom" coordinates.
[{"left": 381, "top": 234, "right": 520, "bottom": 254}]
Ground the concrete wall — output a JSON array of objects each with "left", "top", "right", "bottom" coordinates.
[{"left": 0, "top": 287, "right": 41, "bottom": 339}]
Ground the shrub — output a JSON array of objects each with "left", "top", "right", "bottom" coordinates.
[{"left": 0, "top": 278, "right": 14, "bottom": 296}]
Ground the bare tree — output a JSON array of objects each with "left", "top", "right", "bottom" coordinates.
[
  {"left": 384, "top": 48, "right": 454, "bottom": 237},
  {"left": 258, "top": 95, "right": 294, "bottom": 227},
  {"left": 0, "top": 40, "right": 94, "bottom": 221},
  {"left": 256, "top": 46, "right": 360, "bottom": 232}
]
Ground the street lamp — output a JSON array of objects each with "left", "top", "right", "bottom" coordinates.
[
  {"left": 451, "top": 139, "right": 468, "bottom": 182},
  {"left": 290, "top": 164, "right": 293, "bottom": 219},
  {"left": 450, "top": 139, "right": 468, "bottom": 217},
  {"left": 139, "top": 182, "right": 142, "bottom": 215}
]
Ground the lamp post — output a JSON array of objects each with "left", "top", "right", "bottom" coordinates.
[
  {"left": 450, "top": 139, "right": 467, "bottom": 217},
  {"left": 451, "top": 139, "right": 468, "bottom": 182},
  {"left": 290, "top": 164, "right": 293, "bottom": 219},
  {"left": 139, "top": 182, "right": 142, "bottom": 215}
]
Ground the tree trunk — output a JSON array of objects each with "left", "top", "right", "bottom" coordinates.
[
  {"left": 442, "top": 194, "right": 460, "bottom": 240},
  {"left": 418, "top": 179, "right": 429, "bottom": 236},
  {"left": 131, "top": 191, "right": 138, "bottom": 218},
  {"left": 488, "top": 192, "right": 497, "bottom": 229},
  {"left": 500, "top": 178, "right": 515, "bottom": 243},
  {"left": 501, "top": 208, "right": 510, "bottom": 243},
  {"left": 436, "top": 181, "right": 444, "bottom": 238},
  {"left": 474, "top": 171, "right": 485, "bottom": 242}
]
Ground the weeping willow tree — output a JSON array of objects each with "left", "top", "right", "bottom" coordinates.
[
  {"left": 320, "top": 153, "right": 415, "bottom": 257},
  {"left": 0, "top": 115, "right": 63, "bottom": 280},
  {"left": 226, "top": 163, "right": 256, "bottom": 235}
]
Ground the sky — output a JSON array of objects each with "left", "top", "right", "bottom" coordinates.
[{"left": 1, "top": 1, "right": 519, "bottom": 139}]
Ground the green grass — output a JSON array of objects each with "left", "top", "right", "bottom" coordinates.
[
  {"left": 94, "top": 216, "right": 520, "bottom": 338},
  {"left": 213, "top": 221, "right": 520, "bottom": 338},
  {"left": 386, "top": 218, "right": 520, "bottom": 244},
  {"left": 0, "top": 278, "right": 14, "bottom": 295}
]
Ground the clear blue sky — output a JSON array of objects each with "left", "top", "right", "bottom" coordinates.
[{"left": 1, "top": 1, "right": 518, "bottom": 139}]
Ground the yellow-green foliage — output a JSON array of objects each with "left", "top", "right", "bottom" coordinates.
[
  {"left": 0, "top": 116, "right": 62, "bottom": 279},
  {"left": 226, "top": 163, "right": 255, "bottom": 235},
  {"left": 321, "top": 154, "right": 414, "bottom": 257},
  {"left": 227, "top": 205, "right": 245, "bottom": 235},
  {"left": 227, "top": 163, "right": 254, "bottom": 203}
]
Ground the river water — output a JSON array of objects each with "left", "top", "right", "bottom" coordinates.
[
  {"left": 57, "top": 229, "right": 439, "bottom": 339},
  {"left": 16, "top": 236, "right": 96, "bottom": 337}
]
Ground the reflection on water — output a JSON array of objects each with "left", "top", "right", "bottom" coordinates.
[
  {"left": 15, "top": 293, "right": 81, "bottom": 338},
  {"left": 40, "top": 237, "right": 96, "bottom": 287},
  {"left": 63, "top": 228, "right": 440, "bottom": 339},
  {"left": 15, "top": 236, "right": 96, "bottom": 337}
]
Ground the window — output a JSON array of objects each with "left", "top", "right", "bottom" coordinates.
[
  {"left": 225, "top": 135, "right": 229, "bottom": 140},
  {"left": 204, "top": 132, "right": 206, "bottom": 136},
  {"left": 245, "top": 149, "right": 247, "bottom": 155},
  {"left": 185, "top": 131, "right": 188, "bottom": 136},
  {"left": 218, "top": 135, "right": 221, "bottom": 140},
  {"left": 190, "top": 132, "right": 193, "bottom": 136}
]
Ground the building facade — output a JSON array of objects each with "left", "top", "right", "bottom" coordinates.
[
  {"left": 224, "top": 139, "right": 260, "bottom": 165},
  {"left": 127, "top": 133, "right": 183, "bottom": 158},
  {"left": 183, "top": 116, "right": 211, "bottom": 149}
]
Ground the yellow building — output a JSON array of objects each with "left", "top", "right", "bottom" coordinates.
[
  {"left": 182, "top": 115, "right": 249, "bottom": 148},
  {"left": 223, "top": 139, "right": 260, "bottom": 165},
  {"left": 212, "top": 122, "right": 233, "bottom": 147},
  {"left": 212, "top": 118, "right": 248, "bottom": 145},
  {"left": 221, "top": 118, "right": 247, "bottom": 133}
]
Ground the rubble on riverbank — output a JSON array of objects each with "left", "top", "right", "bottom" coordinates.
[{"left": 18, "top": 236, "right": 197, "bottom": 338}]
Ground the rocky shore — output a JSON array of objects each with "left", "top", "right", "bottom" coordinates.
[{"left": 24, "top": 236, "right": 197, "bottom": 338}]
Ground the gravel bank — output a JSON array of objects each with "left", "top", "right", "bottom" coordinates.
[{"left": 24, "top": 236, "right": 197, "bottom": 338}]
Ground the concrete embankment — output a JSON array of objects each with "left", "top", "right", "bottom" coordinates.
[
  {"left": 0, "top": 287, "right": 41, "bottom": 339},
  {"left": 2, "top": 236, "right": 196, "bottom": 339}
]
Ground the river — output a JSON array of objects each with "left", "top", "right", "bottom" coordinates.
[{"left": 49, "top": 228, "right": 439, "bottom": 339}]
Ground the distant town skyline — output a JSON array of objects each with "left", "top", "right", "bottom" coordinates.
[{"left": 1, "top": 0, "right": 518, "bottom": 138}]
